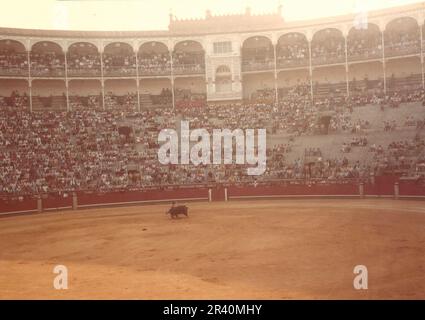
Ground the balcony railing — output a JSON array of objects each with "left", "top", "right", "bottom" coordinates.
[
  {"left": 0, "top": 67, "right": 28, "bottom": 77},
  {"left": 67, "top": 68, "right": 101, "bottom": 77},
  {"left": 103, "top": 66, "right": 137, "bottom": 77},
  {"left": 172, "top": 64, "right": 205, "bottom": 75},
  {"left": 0, "top": 41, "right": 424, "bottom": 79},
  {"left": 242, "top": 60, "right": 275, "bottom": 72},
  {"left": 139, "top": 65, "right": 171, "bottom": 76},
  {"left": 311, "top": 54, "right": 345, "bottom": 66},
  {"left": 30, "top": 67, "right": 65, "bottom": 77},
  {"left": 276, "top": 57, "right": 309, "bottom": 69},
  {"left": 348, "top": 48, "right": 383, "bottom": 62},
  {"left": 385, "top": 42, "right": 421, "bottom": 58}
]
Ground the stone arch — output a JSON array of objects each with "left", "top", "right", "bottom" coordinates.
[
  {"left": 347, "top": 23, "right": 382, "bottom": 61},
  {"left": 241, "top": 36, "right": 274, "bottom": 72},
  {"left": 276, "top": 32, "right": 309, "bottom": 68},
  {"left": 0, "top": 39, "right": 28, "bottom": 76},
  {"left": 103, "top": 42, "right": 136, "bottom": 77},
  {"left": 311, "top": 28, "right": 345, "bottom": 65},
  {"left": 138, "top": 41, "right": 171, "bottom": 76},
  {"left": 384, "top": 17, "right": 420, "bottom": 57},
  {"left": 30, "top": 41, "right": 65, "bottom": 77},
  {"left": 67, "top": 42, "right": 101, "bottom": 77},
  {"left": 173, "top": 40, "right": 205, "bottom": 75},
  {"left": 215, "top": 65, "right": 232, "bottom": 93}
]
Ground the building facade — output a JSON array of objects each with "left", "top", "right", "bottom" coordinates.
[{"left": 0, "top": 2, "right": 425, "bottom": 111}]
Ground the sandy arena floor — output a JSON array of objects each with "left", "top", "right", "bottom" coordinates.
[{"left": 0, "top": 199, "right": 424, "bottom": 299}]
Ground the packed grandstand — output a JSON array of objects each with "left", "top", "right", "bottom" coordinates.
[{"left": 1, "top": 2, "right": 425, "bottom": 203}]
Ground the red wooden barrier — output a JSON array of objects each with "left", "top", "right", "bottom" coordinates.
[
  {"left": 77, "top": 187, "right": 209, "bottom": 207},
  {"left": 399, "top": 182, "right": 425, "bottom": 197},
  {"left": 1, "top": 177, "right": 424, "bottom": 215},
  {"left": 228, "top": 183, "right": 359, "bottom": 198},
  {"left": 0, "top": 196, "right": 38, "bottom": 215},
  {"left": 211, "top": 186, "right": 226, "bottom": 201},
  {"left": 42, "top": 193, "right": 73, "bottom": 210}
]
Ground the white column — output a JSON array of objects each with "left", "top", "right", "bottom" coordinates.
[
  {"left": 64, "top": 50, "right": 69, "bottom": 112},
  {"left": 420, "top": 24, "right": 424, "bottom": 89},
  {"left": 135, "top": 49, "right": 141, "bottom": 111},
  {"left": 101, "top": 80, "right": 105, "bottom": 110},
  {"left": 65, "top": 80, "right": 69, "bottom": 112},
  {"left": 100, "top": 47, "right": 105, "bottom": 110},
  {"left": 394, "top": 182, "right": 399, "bottom": 200},
  {"left": 27, "top": 50, "right": 32, "bottom": 112},
  {"left": 29, "top": 80, "right": 33, "bottom": 113},
  {"left": 345, "top": 35, "right": 349, "bottom": 97},
  {"left": 72, "top": 192, "right": 78, "bottom": 210},
  {"left": 359, "top": 183, "right": 364, "bottom": 198},
  {"left": 37, "top": 196, "right": 42, "bottom": 213},
  {"left": 170, "top": 50, "right": 176, "bottom": 111},
  {"left": 308, "top": 40, "right": 314, "bottom": 100},
  {"left": 382, "top": 29, "right": 387, "bottom": 95},
  {"left": 273, "top": 43, "right": 278, "bottom": 103}
]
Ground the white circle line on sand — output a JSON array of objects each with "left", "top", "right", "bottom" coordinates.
[{"left": 337, "top": 204, "right": 425, "bottom": 214}]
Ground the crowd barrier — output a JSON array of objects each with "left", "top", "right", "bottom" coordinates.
[
  {"left": 1, "top": 179, "right": 424, "bottom": 216},
  {"left": 399, "top": 181, "right": 425, "bottom": 197},
  {"left": 42, "top": 193, "right": 73, "bottom": 211},
  {"left": 0, "top": 196, "right": 38, "bottom": 215},
  {"left": 76, "top": 187, "right": 210, "bottom": 208},
  {"left": 227, "top": 183, "right": 359, "bottom": 199}
]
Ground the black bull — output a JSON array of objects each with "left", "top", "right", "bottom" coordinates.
[{"left": 167, "top": 205, "right": 189, "bottom": 219}]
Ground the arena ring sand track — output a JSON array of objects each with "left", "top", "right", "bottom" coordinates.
[{"left": 0, "top": 199, "right": 425, "bottom": 299}]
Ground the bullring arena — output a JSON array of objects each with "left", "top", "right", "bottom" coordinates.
[
  {"left": 1, "top": 1, "right": 425, "bottom": 300},
  {"left": 1, "top": 198, "right": 425, "bottom": 299},
  {"left": 1, "top": 184, "right": 425, "bottom": 299}
]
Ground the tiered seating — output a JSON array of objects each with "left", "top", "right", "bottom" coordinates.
[
  {"left": 0, "top": 49, "right": 28, "bottom": 76},
  {"left": 103, "top": 46, "right": 136, "bottom": 76},
  {"left": 173, "top": 52, "right": 205, "bottom": 75},
  {"left": 1, "top": 88, "right": 424, "bottom": 196},
  {"left": 30, "top": 52, "right": 65, "bottom": 77}
]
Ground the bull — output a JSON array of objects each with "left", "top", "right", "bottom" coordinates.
[{"left": 166, "top": 205, "right": 189, "bottom": 219}]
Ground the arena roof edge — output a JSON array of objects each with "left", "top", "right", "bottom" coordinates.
[{"left": 0, "top": 2, "right": 423, "bottom": 40}]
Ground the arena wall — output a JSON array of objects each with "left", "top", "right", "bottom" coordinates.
[
  {"left": 277, "top": 69, "right": 310, "bottom": 88},
  {"left": 242, "top": 72, "right": 275, "bottom": 99},
  {"left": 312, "top": 65, "right": 346, "bottom": 84},
  {"left": 174, "top": 77, "right": 207, "bottom": 94},
  {"left": 0, "top": 3, "right": 424, "bottom": 105},
  {"left": 68, "top": 80, "right": 101, "bottom": 96},
  {"left": 139, "top": 78, "right": 171, "bottom": 95},
  {"left": 348, "top": 62, "right": 384, "bottom": 81},
  {"left": 105, "top": 79, "right": 137, "bottom": 95},
  {"left": 32, "top": 80, "right": 66, "bottom": 97},
  {"left": 386, "top": 57, "right": 421, "bottom": 78},
  {"left": 2, "top": 180, "right": 425, "bottom": 216},
  {"left": 0, "top": 80, "right": 29, "bottom": 96}
]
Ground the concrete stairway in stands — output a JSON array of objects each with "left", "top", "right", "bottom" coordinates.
[
  {"left": 139, "top": 89, "right": 153, "bottom": 109},
  {"left": 51, "top": 96, "right": 66, "bottom": 110},
  {"left": 32, "top": 96, "right": 66, "bottom": 111}
]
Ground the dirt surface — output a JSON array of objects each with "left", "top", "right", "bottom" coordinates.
[{"left": 1, "top": 199, "right": 425, "bottom": 299}]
